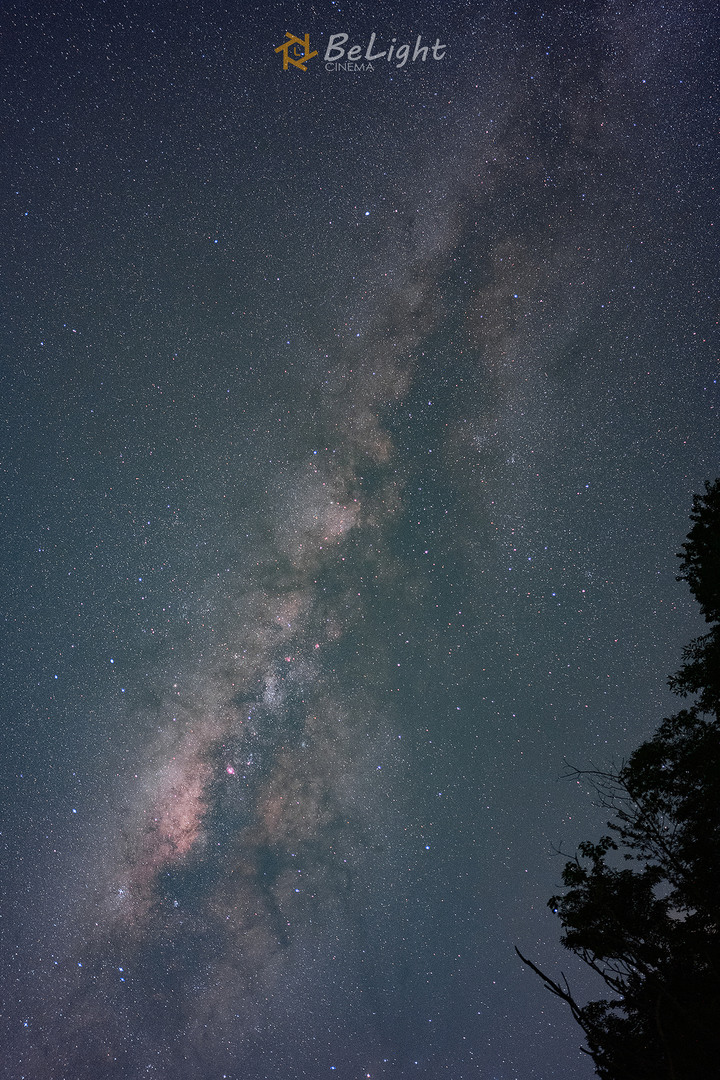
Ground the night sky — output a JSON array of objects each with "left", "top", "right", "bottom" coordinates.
[{"left": 1, "top": 2, "right": 718, "bottom": 1078}]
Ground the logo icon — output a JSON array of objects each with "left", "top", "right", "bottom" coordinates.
[{"left": 274, "top": 33, "right": 318, "bottom": 71}]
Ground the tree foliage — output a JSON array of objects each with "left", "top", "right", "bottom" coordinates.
[{"left": 518, "top": 479, "right": 720, "bottom": 1080}]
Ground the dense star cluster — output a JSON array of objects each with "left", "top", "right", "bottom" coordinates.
[{"left": 1, "top": 2, "right": 718, "bottom": 1079}]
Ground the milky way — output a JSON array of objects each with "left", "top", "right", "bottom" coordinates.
[{"left": 32, "top": 196, "right": 454, "bottom": 1076}]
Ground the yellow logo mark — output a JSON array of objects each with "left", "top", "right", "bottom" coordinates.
[{"left": 274, "top": 32, "right": 318, "bottom": 71}]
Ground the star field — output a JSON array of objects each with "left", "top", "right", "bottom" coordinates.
[{"left": 1, "top": 2, "right": 718, "bottom": 1079}]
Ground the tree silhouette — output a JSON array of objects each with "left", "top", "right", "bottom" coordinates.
[{"left": 518, "top": 479, "right": 720, "bottom": 1080}]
